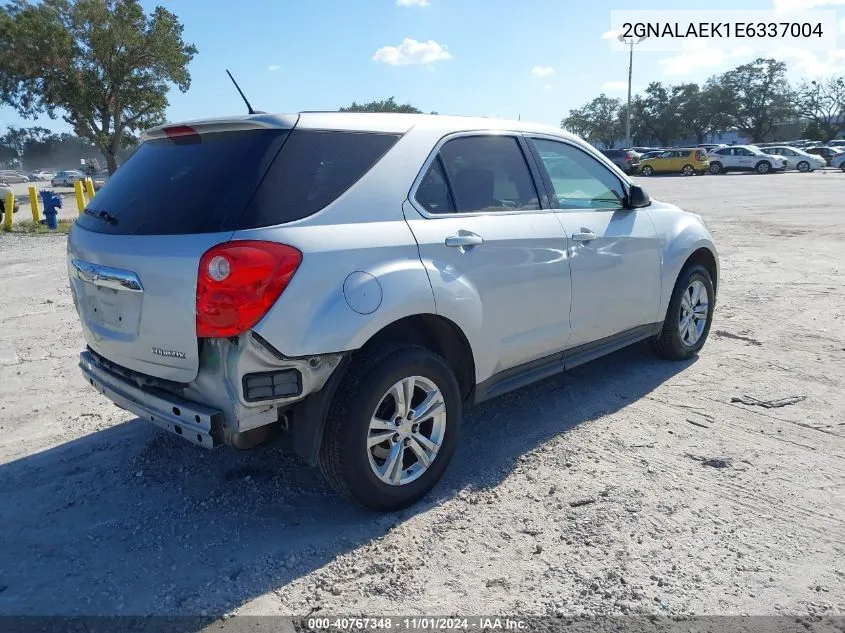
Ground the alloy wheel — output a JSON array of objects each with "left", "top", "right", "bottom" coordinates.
[
  {"left": 679, "top": 280, "right": 709, "bottom": 346},
  {"left": 366, "top": 376, "right": 446, "bottom": 486}
]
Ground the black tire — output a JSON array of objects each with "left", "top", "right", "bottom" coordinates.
[
  {"left": 681, "top": 164, "right": 694, "bottom": 176},
  {"left": 651, "top": 264, "right": 715, "bottom": 361},
  {"left": 797, "top": 160, "right": 810, "bottom": 173},
  {"left": 709, "top": 162, "right": 722, "bottom": 175},
  {"left": 319, "top": 343, "right": 462, "bottom": 512},
  {"left": 755, "top": 160, "right": 771, "bottom": 174},
  {"left": 641, "top": 165, "right": 653, "bottom": 176}
]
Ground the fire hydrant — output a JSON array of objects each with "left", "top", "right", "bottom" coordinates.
[{"left": 39, "top": 190, "right": 63, "bottom": 230}]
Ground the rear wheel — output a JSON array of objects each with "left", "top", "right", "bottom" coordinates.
[
  {"left": 319, "top": 344, "right": 462, "bottom": 511},
  {"left": 709, "top": 162, "right": 722, "bottom": 175},
  {"left": 797, "top": 160, "right": 811, "bottom": 173},
  {"left": 652, "top": 264, "right": 715, "bottom": 361},
  {"left": 756, "top": 160, "right": 771, "bottom": 174},
  {"left": 681, "top": 164, "right": 694, "bottom": 176},
  {"left": 641, "top": 165, "right": 654, "bottom": 176}
]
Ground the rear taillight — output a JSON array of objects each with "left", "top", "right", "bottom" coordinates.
[
  {"left": 834, "top": 152, "right": 844, "bottom": 159},
  {"left": 695, "top": 150, "right": 706, "bottom": 161},
  {"left": 196, "top": 241, "right": 302, "bottom": 338},
  {"left": 625, "top": 155, "right": 633, "bottom": 161}
]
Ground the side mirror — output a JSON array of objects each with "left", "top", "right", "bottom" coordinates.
[{"left": 626, "top": 183, "right": 650, "bottom": 209}]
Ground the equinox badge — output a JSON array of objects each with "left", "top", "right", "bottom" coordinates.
[{"left": 151, "top": 347, "right": 186, "bottom": 359}]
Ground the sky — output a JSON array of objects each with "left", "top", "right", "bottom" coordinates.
[{"left": 1, "top": 0, "right": 844, "bottom": 134}]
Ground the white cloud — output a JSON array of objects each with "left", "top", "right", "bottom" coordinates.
[
  {"left": 544, "top": 84, "right": 554, "bottom": 92},
  {"left": 601, "top": 29, "right": 619, "bottom": 40},
  {"left": 268, "top": 65, "right": 280, "bottom": 72},
  {"left": 372, "top": 38, "right": 452, "bottom": 65},
  {"left": 659, "top": 45, "right": 754, "bottom": 76},
  {"left": 840, "top": 17, "right": 845, "bottom": 33},
  {"left": 397, "top": 0, "right": 430, "bottom": 5},
  {"left": 772, "top": 0, "right": 845, "bottom": 14},
  {"left": 771, "top": 46, "right": 845, "bottom": 75},
  {"left": 602, "top": 80, "right": 629, "bottom": 92},
  {"left": 531, "top": 66, "right": 555, "bottom": 77}
]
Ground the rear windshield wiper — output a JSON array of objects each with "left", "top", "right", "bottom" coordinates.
[{"left": 84, "top": 208, "right": 119, "bottom": 226}]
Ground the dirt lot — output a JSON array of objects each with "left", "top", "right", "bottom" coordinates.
[{"left": 0, "top": 171, "right": 843, "bottom": 620}]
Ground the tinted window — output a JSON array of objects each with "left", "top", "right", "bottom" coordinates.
[
  {"left": 239, "top": 130, "right": 400, "bottom": 229},
  {"left": 435, "top": 136, "right": 540, "bottom": 213},
  {"left": 602, "top": 149, "right": 623, "bottom": 157},
  {"left": 415, "top": 158, "right": 454, "bottom": 214},
  {"left": 77, "top": 128, "right": 400, "bottom": 235},
  {"left": 78, "top": 129, "right": 289, "bottom": 235},
  {"left": 712, "top": 148, "right": 729, "bottom": 156},
  {"left": 530, "top": 138, "right": 625, "bottom": 210}
]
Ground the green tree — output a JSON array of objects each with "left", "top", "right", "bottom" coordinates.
[
  {"left": 561, "top": 94, "right": 622, "bottom": 147},
  {"left": 0, "top": 0, "right": 197, "bottom": 173},
  {"left": 637, "top": 82, "right": 685, "bottom": 146},
  {"left": 675, "top": 81, "right": 731, "bottom": 144},
  {"left": 716, "top": 58, "right": 793, "bottom": 142},
  {"left": 339, "top": 97, "right": 424, "bottom": 113},
  {"left": 794, "top": 76, "right": 845, "bottom": 142}
]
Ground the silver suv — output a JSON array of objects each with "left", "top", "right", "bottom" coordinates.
[{"left": 68, "top": 112, "right": 719, "bottom": 511}]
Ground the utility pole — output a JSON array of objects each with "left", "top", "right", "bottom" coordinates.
[{"left": 617, "top": 33, "right": 647, "bottom": 148}]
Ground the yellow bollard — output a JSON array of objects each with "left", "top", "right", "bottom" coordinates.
[
  {"left": 3, "top": 191, "right": 14, "bottom": 231},
  {"left": 84, "top": 177, "right": 95, "bottom": 200},
  {"left": 28, "top": 185, "right": 41, "bottom": 224},
  {"left": 74, "top": 180, "right": 87, "bottom": 216}
]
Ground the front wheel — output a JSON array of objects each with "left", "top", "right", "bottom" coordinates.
[
  {"left": 797, "top": 161, "right": 811, "bottom": 173},
  {"left": 652, "top": 264, "right": 715, "bottom": 361},
  {"left": 641, "top": 165, "right": 654, "bottom": 176},
  {"left": 756, "top": 161, "right": 771, "bottom": 174},
  {"left": 709, "top": 162, "right": 722, "bottom": 175},
  {"left": 319, "top": 344, "right": 462, "bottom": 511}
]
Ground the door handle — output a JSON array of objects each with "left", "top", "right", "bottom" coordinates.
[
  {"left": 445, "top": 232, "right": 483, "bottom": 248},
  {"left": 571, "top": 229, "right": 597, "bottom": 243}
]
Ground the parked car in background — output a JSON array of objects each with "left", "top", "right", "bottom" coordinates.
[
  {"left": 0, "top": 183, "right": 20, "bottom": 217},
  {"left": 639, "top": 148, "right": 709, "bottom": 176},
  {"left": 0, "top": 170, "right": 30, "bottom": 184},
  {"left": 66, "top": 111, "right": 719, "bottom": 510},
  {"left": 832, "top": 151, "right": 845, "bottom": 171},
  {"left": 828, "top": 140, "right": 845, "bottom": 149},
  {"left": 764, "top": 146, "right": 827, "bottom": 172},
  {"left": 51, "top": 170, "right": 85, "bottom": 187},
  {"left": 697, "top": 144, "right": 726, "bottom": 153},
  {"left": 92, "top": 170, "right": 110, "bottom": 190},
  {"left": 707, "top": 145, "right": 787, "bottom": 174},
  {"left": 28, "top": 170, "right": 56, "bottom": 182},
  {"left": 600, "top": 148, "right": 640, "bottom": 174},
  {"left": 803, "top": 146, "right": 839, "bottom": 166}
]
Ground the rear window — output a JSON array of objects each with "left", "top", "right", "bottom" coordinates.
[
  {"left": 78, "top": 128, "right": 400, "bottom": 235},
  {"left": 78, "top": 129, "right": 289, "bottom": 235}
]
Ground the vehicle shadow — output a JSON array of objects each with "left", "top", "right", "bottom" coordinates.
[{"left": 0, "top": 342, "right": 694, "bottom": 618}]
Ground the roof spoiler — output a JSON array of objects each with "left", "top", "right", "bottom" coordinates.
[{"left": 142, "top": 113, "right": 299, "bottom": 142}]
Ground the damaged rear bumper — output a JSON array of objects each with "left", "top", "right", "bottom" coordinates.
[{"left": 80, "top": 351, "right": 224, "bottom": 448}]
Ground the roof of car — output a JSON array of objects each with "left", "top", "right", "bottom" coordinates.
[{"left": 143, "top": 111, "right": 577, "bottom": 143}]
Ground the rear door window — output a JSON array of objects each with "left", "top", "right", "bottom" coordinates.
[{"left": 434, "top": 135, "right": 540, "bottom": 213}]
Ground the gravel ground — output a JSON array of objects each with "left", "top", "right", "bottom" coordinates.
[{"left": 0, "top": 171, "right": 843, "bottom": 621}]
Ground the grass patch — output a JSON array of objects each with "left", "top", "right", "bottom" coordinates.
[{"left": 1, "top": 218, "right": 75, "bottom": 234}]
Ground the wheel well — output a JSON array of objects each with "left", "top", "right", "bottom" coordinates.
[
  {"left": 683, "top": 247, "right": 718, "bottom": 294},
  {"left": 359, "top": 314, "right": 476, "bottom": 402}
]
